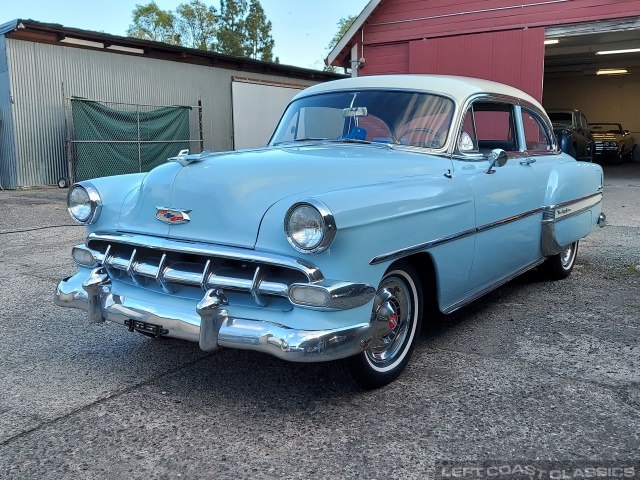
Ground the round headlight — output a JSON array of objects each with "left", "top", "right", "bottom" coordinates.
[
  {"left": 284, "top": 200, "right": 336, "bottom": 253},
  {"left": 67, "top": 184, "right": 102, "bottom": 224}
]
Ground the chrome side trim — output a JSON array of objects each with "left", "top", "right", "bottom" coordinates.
[
  {"left": 442, "top": 259, "right": 545, "bottom": 314},
  {"left": 370, "top": 208, "right": 542, "bottom": 265},
  {"left": 370, "top": 227, "right": 476, "bottom": 265},
  {"left": 476, "top": 207, "right": 543, "bottom": 233},
  {"left": 371, "top": 193, "right": 602, "bottom": 265},
  {"left": 88, "top": 232, "right": 324, "bottom": 283}
]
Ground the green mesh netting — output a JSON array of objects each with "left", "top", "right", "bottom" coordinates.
[{"left": 71, "top": 99, "right": 192, "bottom": 181}]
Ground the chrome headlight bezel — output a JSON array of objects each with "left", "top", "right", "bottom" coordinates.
[
  {"left": 284, "top": 199, "right": 336, "bottom": 254},
  {"left": 67, "top": 183, "right": 102, "bottom": 225}
]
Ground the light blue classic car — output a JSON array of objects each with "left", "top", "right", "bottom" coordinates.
[{"left": 56, "top": 75, "right": 606, "bottom": 389}]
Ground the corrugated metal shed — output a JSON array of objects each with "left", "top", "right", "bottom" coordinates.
[
  {"left": 0, "top": 20, "right": 343, "bottom": 188},
  {"left": 0, "top": 33, "right": 17, "bottom": 189}
]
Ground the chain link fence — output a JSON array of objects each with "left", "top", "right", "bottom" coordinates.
[{"left": 64, "top": 98, "right": 203, "bottom": 184}]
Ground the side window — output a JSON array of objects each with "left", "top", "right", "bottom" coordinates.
[
  {"left": 471, "top": 102, "right": 517, "bottom": 153},
  {"left": 521, "top": 109, "right": 552, "bottom": 152}
]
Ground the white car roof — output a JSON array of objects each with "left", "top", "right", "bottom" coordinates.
[{"left": 295, "top": 74, "right": 544, "bottom": 111}]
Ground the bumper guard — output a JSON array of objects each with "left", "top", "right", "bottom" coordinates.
[{"left": 55, "top": 268, "right": 374, "bottom": 362}]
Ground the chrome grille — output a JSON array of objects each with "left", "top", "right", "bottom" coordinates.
[{"left": 87, "top": 238, "right": 310, "bottom": 305}]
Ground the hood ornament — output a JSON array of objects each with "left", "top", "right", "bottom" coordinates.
[
  {"left": 156, "top": 207, "right": 192, "bottom": 224},
  {"left": 167, "top": 149, "right": 214, "bottom": 166}
]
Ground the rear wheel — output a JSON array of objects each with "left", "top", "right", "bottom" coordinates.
[
  {"left": 339, "top": 261, "right": 423, "bottom": 389},
  {"left": 540, "top": 241, "right": 579, "bottom": 280}
]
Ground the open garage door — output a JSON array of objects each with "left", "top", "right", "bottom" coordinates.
[
  {"left": 543, "top": 19, "right": 640, "bottom": 149},
  {"left": 231, "top": 78, "right": 304, "bottom": 150}
]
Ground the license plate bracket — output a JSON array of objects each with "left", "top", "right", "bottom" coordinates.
[{"left": 124, "top": 319, "right": 168, "bottom": 338}]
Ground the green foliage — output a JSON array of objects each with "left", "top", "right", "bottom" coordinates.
[
  {"left": 126, "top": 0, "right": 275, "bottom": 61},
  {"left": 328, "top": 15, "right": 357, "bottom": 51},
  {"left": 126, "top": 2, "right": 178, "bottom": 44},
  {"left": 176, "top": 0, "right": 218, "bottom": 50},
  {"left": 244, "top": 0, "right": 274, "bottom": 61},
  {"left": 324, "top": 15, "right": 357, "bottom": 72},
  {"left": 217, "top": 0, "right": 248, "bottom": 56}
]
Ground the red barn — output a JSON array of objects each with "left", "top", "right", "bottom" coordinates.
[{"left": 327, "top": 1, "right": 640, "bottom": 136}]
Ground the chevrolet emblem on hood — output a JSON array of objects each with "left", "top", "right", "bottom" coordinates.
[{"left": 155, "top": 207, "right": 191, "bottom": 224}]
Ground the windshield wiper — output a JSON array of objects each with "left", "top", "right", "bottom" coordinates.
[
  {"left": 273, "top": 137, "right": 328, "bottom": 145},
  {"left": 332, "top": 138, "right": 371, "bottom": 144}
]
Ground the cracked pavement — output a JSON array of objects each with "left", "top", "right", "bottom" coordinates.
[{"left": 0, "top": 164, "right": 638, "bottom": 479}]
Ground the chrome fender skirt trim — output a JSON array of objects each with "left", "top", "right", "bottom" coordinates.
[{"left": 541, "top": 193, "right": 603, "bottom": 256}]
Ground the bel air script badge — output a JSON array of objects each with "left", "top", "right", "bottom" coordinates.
[{"left": 155, "top": 207, "right": 192, "bottom": 224}]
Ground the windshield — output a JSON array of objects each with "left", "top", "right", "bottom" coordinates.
[
  {"left": 270, "top": 90, "right": 455, "bottom": 149},
  {"left": 589, "top": 123, "right": 623, "bottom": 134},
  {"left": 548, "top": 112, "right": 572, "bottom": 124}
]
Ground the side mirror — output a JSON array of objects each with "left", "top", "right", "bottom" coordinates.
[
  {"left": 486, "top": 149, "right": 508, "bottom": 174},
  {"left": 624, "top": 130, "right": 630, "bottom": 136}
]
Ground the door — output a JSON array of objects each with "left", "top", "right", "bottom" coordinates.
[{"left": 453, "top": 100, "right": 556, "bottom": 291}]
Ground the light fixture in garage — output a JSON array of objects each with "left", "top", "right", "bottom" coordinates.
[
  {"left": 596, "top": 48, "right": 640, "bottom": 55},
  {"left": 596, "top": 68, "right": 628, "bottom": 75},
  {"left": 544, "top": 39, "right": 560, "bottom": 45}
]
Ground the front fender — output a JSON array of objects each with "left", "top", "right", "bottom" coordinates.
[
  {"left": 76, "top": 172, "right": 147, "bottom": 234},
  {"left": 255, "top": 174, "right": 476, "bottom": 309}
]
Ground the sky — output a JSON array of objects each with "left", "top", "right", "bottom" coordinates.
[{"left": 1, "top": 0, "right": 370, "bottom": 70}]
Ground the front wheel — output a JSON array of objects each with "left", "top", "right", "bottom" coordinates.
[
  {"left": 340, "top": 261, "right": 423, "bottom": 389},
  {"left": 540, "top": 241, "right": 579, "bottom": 280}
]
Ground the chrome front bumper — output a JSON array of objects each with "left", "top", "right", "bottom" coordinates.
[{"left": 55, "top": 269, "right": 373, "bottom": 362}]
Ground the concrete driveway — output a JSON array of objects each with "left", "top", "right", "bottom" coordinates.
[{"left": 0, "top": 164, "right": 638, "bottom": 479}]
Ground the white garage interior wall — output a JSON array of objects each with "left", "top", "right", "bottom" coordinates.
[
  {"left": 543, "top": 72, "right": 640, "bottom": 138},
  {"left": 231, "top": 79, "right": 304, "bottom": 150}
]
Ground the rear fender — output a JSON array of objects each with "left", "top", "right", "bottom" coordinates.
[{"left": 541, "top": 161, "right": 604, "bottom": 256}]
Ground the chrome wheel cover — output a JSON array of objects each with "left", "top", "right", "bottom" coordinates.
[
  {"left": 367, "top": 274, "right": 414, "bottom": 368},
  {"left": 560, "top": 242, "right": 577, "bottom": 270}
]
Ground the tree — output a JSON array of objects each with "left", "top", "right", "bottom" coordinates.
[
  {"left": 175, "top": 0, "right": 218, "bottom": 50},
  {"left": 127, "top": 2, "right": 178, "bottom": 44},
  {"left": 217, "top": 0, "right": 247, "bottom": 57},
  {"left": 243, "top": 0, "right": 274, "bottom": 61},
  {"left": 324, "top": 15, "right": 356, "bottom": 71}
]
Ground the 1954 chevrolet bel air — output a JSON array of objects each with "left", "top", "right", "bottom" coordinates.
[{"left": 55, "top": 75, "right": 606, "bottom": 389}]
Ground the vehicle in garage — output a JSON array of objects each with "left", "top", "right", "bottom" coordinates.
[
  {"left": 547, "top": 109, "right": 594, "bottom": 161},
  {"left": 55, "top": 75, "right": 606, "bottom": 389},
  {"left": 589, "top": 122, "right": 637, "bottom": 164}
]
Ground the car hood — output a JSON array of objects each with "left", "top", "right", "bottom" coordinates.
[{"left": 117, "top": 144, "right": 450, "bottom": 248}]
